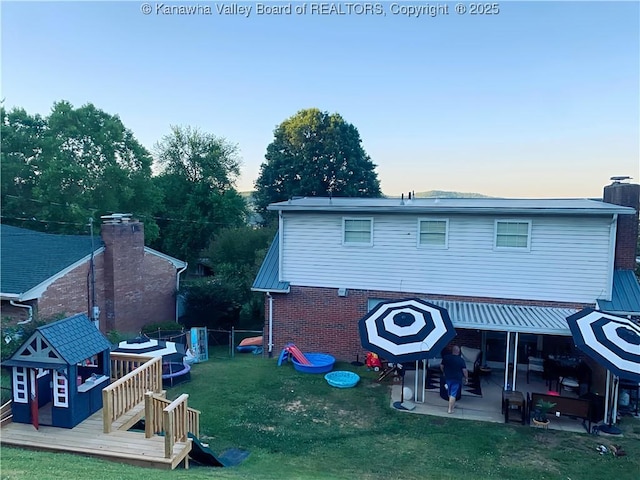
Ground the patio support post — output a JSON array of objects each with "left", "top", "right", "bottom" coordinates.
[
  {"left": 413, "top": 360, "right": 426, "bottom": 403},
  {"left": 512, "top": 332, "right": 519, "bottom": 391},
  {"left": 504, "top": 331, "right": 511, "bottom": 390},
  {"left": 421, "top": 360, "right": 427, "bottom": 403},
  {"left": 612, "top": 376, "right": 620, "bottom": 424},
  {"left": 414, "top": 361, "right": 419, "bottom": 403},
  {"left": 604, "top": 370, "right": 611, "bottom": 424}
]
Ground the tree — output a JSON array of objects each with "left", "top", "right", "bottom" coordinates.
[
  {"left": 152, "top": 126, "right": 248, "bottom": 264},
  {"left": 0, "top": 106, "right": 47, "bottom": 226},
  {"left": 1, "top": 102, "right": 161, "bottom": 239},
  {"left": 179, "top": 278, "right": 245, "bottom": 331},
  {"left": 179, "top": 226, "right": 275, "bottom": 331},
  {"left": 254, "top": 108, "right": 382, "bottom": 216}
]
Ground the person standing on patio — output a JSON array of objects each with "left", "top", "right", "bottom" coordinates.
[{"left": 441, "top": 346, "right": 469, "bottom": 414}]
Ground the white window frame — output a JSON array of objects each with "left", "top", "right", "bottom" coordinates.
[
  {"left": 417, "top": 218, "right": 449, "bottom": 249},
  {"left": 13, "top": 367, "right": 28, "bottom": 403},
  {"left": 494, "top": 219, "right": 532, "bottom": 251},
  {"left": 53, "top": 370, "right": 69, "bottom": 408},
  {"left": 342, "top": 217, "right": 374, "bottom": 246}
]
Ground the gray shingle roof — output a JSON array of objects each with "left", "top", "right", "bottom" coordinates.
[
  {"left": 3, "top": 313, "right": 112, "bottom": 369},
  {"left": 251, "top": 232, "right": 290, "bottom": 293},
  {"left": 0, "top": 224, "right": 103, "bottom": 296},
  {"left": 38, "top": 313, "right": 112, "bottom": 365},
  {"left": 597, "top": 270, "right": 640, "bottom": 315}
]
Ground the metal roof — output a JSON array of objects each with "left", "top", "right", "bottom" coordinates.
[
  {"left": 597, "top": 270, "right": 640, "bottom": 315},
  {"left": 268, "top": 197, "right": 635, "bottom": 216},
  {"left": 426, "top": 299, "right": 578, "bottom": 336},
  {"left": 251, "top": 232, "right": 290, "bottom": 293}
]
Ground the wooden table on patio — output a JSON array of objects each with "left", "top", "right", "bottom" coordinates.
[{"left": 502, "top": 390, "right": 526, "bottom": 425}]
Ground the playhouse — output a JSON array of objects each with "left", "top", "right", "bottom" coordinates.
[{"left": 3, "top": 313, "right": 111, "bottom": 429}]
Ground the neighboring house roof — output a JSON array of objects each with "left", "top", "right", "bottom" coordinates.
[
  {"left": 0, "top": 224, "right": 103, "bottom": 299},
  {"left": 425, "top": 299, "right": 578, "bottom": 336},
  {"left": 1, "top": 224, "right": 187, "bottom": 300},
  {"left": 3, "top": 313, "right": 111, "bottom": 369},
  {"left": 268, "top": 197, "right": 635, "bottom": 216},
  {"left": 251, "top": 232, "right": 290, "bottom": 293},
  {"left": 144, "top": 246, "right": 187, "bottom": 269},
  {"left": 597, "top": 270, "right": 640, "bottom": 315}
]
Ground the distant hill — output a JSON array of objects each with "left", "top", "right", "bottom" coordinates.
[
  {"left": 411, "top": 190, "right": 492, "bottom": 199},
  {"left": 239, "top": 190, "right": 492, "bottom": 199}
]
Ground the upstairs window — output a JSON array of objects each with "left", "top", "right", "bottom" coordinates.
[
  {"left": 418, "top": 219, "right": 449, "bottom": 248},
  {"left": 343, "top": 218, "right": 373, "bottom": 246},
  {"left": 495, "top": 220, "right": 531, "bottom": 250}
]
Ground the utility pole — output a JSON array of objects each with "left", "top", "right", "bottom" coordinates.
[{"left": 89, "top": 217, "right": 99, "bottom": 329}]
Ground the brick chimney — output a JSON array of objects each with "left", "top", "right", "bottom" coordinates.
[
  {"left": 603, "top": 179, "right": 640, "bottom": 270},
  {"left": 100, "top": 214, "right": 145, "bottom": 333}
]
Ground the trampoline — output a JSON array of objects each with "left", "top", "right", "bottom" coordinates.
[{"left": 162, "top": 362, "right": 191, "bottom": 388}]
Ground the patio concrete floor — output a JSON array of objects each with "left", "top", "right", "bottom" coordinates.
[{"left": 388, "top": 368, "right": 595, "bottom": 434}]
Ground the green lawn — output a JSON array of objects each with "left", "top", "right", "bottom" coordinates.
[{"left": 1, "top": 348, "right": 639, "bottom": 480}]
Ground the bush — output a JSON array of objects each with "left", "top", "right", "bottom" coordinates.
[
  {"left": 140, "top": 321, "right": 185, "bottom": 342},
  {"left": 180, "top": 278, "right": 244, "bottom": 331},
  {"left": 1, "top": 318, "right": 46, "bottom": 362}
]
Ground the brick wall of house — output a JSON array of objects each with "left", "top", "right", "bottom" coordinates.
[
  {"left": 603, "top": 181, "right": 640, "bottom": 270},
  {"left": 264, "top": 286, "right": 587, "bottom": 361},
  {"left": 38, "top": 256, "right": 103, "bottom": 321},
  {"left": 139, "top": 254, "right": 180, "bottom": 326}
]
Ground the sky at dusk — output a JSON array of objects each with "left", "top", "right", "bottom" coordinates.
[{"left": 2, "top": 0, "right": 639, "bottom": 198}]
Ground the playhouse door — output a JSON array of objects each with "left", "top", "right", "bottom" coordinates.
[{"left": 29, "top": 369, "right": 39, "bottom": 430}]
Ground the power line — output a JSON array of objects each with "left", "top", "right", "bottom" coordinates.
[{"left": 0, "top": 215, "right": 89, "bottom": 227}]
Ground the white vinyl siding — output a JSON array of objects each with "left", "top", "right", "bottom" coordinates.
[
  {"left": 418, "top": 219, "right": 448, "bottom": 248},
  {"left": 495, "top": 220, "right": 531, "bottom": 250},
  {"left": 13, "top": 367, "right": 27, "bottom": 403},
  {"left": 281, "top": 213, "right": 613, "bottom": 304},
  {"left": 343, "top": 218, "right": 373, "bottom": 246}
]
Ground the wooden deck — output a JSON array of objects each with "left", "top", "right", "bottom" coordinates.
[
  {"left": 0, "top": 406, "right": 192, "bottom": 470},
  {"left": 1, "top": 354, "right": 195, "bottom": 470}
]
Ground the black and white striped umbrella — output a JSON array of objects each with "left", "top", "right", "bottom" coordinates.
[
  {"left": 358, "top": 298, "right": 456, "bottom": 363},
  {"left": 567, "top": 309, "right": 640, "bottom": 383}
]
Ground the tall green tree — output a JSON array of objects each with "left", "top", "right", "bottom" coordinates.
[
  {"left": 179, "top": 225, "right": 275, "bottom": 330},
  {"left": 0, "top": 106, "right": 47, "bottom": 225},
  {"left": 1, "top": 102, "right": 160, "bottom": 239},
  {"left": 152, "top": 126, "right": 248, "bottom": 263},
  {"left": 254, "top": 108, "right": 382, "bottom": 216}
]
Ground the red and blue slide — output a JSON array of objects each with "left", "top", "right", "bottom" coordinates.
[{"left": 277, "top": 343, "right": 311, "bottom": 366}]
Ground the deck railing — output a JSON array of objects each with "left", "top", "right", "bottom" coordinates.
[
  {"left": 144, "top": 392, "right": 200, "bottom": 439},
  {"left": 110, "top": 352, "right": 154, "bottom": 381},
  {"left": 0, "top": 400, "right": 12, "bottom": 426},
  {"left": 161, "top": 394, "right": 190, "bottom": 458},
  {"left": 102, "top": 356, "right": 162, "bottom": 433}
]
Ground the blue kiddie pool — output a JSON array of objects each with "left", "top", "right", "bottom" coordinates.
[
  {"left": 325, "top": 371, "right": 360, "bottom": 388},
  {"left": 292, "top": 353, "right": 335, "bottom": 374}
]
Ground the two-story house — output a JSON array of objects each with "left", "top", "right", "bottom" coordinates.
[{"left": 252, "top": 181, "right": 640, "bottom": 371}]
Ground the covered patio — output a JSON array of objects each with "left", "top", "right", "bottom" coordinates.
[{"left": 392, "top": 367, "right": 602, "bottom": 433}]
